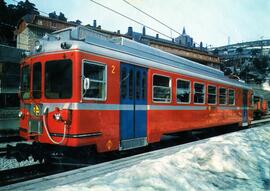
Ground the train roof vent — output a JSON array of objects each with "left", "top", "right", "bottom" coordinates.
[{"left": 53, "top": 26, "right": 111, "bottom": 41}]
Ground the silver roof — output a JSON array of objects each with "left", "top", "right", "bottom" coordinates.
[{"left": 31, "top": 26, "right": 251, "bottom": 90}]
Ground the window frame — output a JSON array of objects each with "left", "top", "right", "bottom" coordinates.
[
  {"left": 193, "top": 82, "right": 205, "bottom": 104},
  {"left": 82, "top": 60, "right": 107, "bottom": 101},
  {"left": 219, "top": 87, "right": 227, "bottom": 105},
  {"left": 152, "top": 73, "right": 172, "bottom": 103},
  {"left": 207, "top": 84, "right": 217, "bottom": 105},
  {"left": 176, "top": 78, "right": 191, "bottom": 104},
  {"left": 228, "top": 89, "right": 235, "bottom": 105}
]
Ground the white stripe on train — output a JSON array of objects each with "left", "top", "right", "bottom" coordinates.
[{"left": 21, "top": 103, "right": 252, "bottom": 113}]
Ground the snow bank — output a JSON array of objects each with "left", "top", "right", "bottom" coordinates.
[{"left": 50, "top": 125, "right": 270, "bottom": 190}]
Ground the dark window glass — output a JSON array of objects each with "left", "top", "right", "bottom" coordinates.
[
  {"left": 21, "top": 65, "right": 30, "bottom": 99},
  {"left": 83, "top": 62, "right": 106, "bottom": 99},
  {"left": 142, "top": 72, "right": 146, "bottom": 99},
  {"left": 121, "top": 67, "right": 127, "bottom": 99},
  {"left": 129, "top": 69, "right": 133, "bottom": 99},
  {"left": 229, "top": 89, "right": 235, "bottom": 105},
  {"left": 33, "top": 62, "right": 41, "bottom": 99},
  {"left": 219, "top": 88, "right": 227, "bottom": 104},
  {"left": 153, "top": 75, "right": 171, "bottom": 102},
  {"left": 208, "top": 85, "right": 216, "bottom": 104},
  {"left": 136, "top": 71, "right": 141, "bottom": 99},
  {"left": 194, "top": 83, "right": 205, "bottom": 104},
  {"left": 177, "top": 79, "right": 190, "bottom": 103},
  {"left": 45, "top": 59, "right": 72, "bottom": 99}
]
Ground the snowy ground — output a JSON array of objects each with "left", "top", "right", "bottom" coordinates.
[{"left": 49, "top": 125, "right": 270, "bottom": 191}]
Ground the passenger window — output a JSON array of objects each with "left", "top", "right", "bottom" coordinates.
[
  {"left": 194, "top": 83, "right": 205, "bottom": 104},
  {"left": 229, "top": 89, "right": 235, "bottom": 105},
  {"left": 153, "top": 74, "right": 171, "bottom": 102},
  {"left": 219, "top": 88, "right": 227, "bottom": 105},
  {"left": 83, "top": 61, "right": 106, "bottom": 100},
  {"left": 207, "top": 85, "right": 216, "bottom": 104},
  {"left": 121, "top": 67, "right": 127, "bottom": 99},
  {"left": 176, "top": 79, "right": 190, "bottom": 103}
]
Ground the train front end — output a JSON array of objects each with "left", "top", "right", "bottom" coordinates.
[
  {"left": 19, "top": 53, "right": 74, "bottom": 146},
  {"left": 9, "top": 42, "right": 89, "bottom": 161}
]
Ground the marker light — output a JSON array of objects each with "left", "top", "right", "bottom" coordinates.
[{"left": 18, "top": 111, "right": 24, "bottom": 119}]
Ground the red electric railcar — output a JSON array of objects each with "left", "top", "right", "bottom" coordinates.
[
  {"left": 15, "top": 26, "right": 253, "bottom": 160},
  {"left": 253, "top": 95, "right": 268, "bottom": 119}
]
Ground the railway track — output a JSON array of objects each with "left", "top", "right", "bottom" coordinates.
[
  {"left": 0, "top": 147, "right": 7, "bottom": 157},
  {"left": 1, "top": 117, "right": 270, "bottom": 188},
  {"left": 0, "top": 135, "right": 21, "bottom": 143},
  {"left": 0, "top": 163, "right": 78, "bottom": 187}
]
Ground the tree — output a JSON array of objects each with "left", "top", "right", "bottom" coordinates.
[
  {"left": 0, "top": 0, "right": 39, "bottom": 46},
  {"left": 16, "top": 0, "right": 39, "bottom": 15},
  {"left": 0, "top": 0, "right": 8, "bottom": 21}
]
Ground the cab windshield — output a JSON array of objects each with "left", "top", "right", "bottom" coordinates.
[
  {"left": 45, "top": 59, "right": 72, "bottom": 99},
  {"left": 21, "top": 65, "right": 30, "bottom": 99}
]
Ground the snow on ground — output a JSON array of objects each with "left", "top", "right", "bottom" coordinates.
[{"left": 50, "top": 125, "right": 270, "bottom": 191}]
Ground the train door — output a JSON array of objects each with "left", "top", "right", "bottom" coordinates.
[
  {"left": 242, "top": 89, "right": 248, "bottom": 126},
  {"left": 120, "top": 63, "right": 147, "bottom": 150}
]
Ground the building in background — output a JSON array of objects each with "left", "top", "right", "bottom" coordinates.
[
  {"left": 175, "top": 27, "right": 193, "bottom": 47},
  {"left": 126, "top": 26, "right": 220, "bottom": 69},
  {"left": 15, "top": 14, "right": 77, "bottom": 50},
  {"left": 213, "top": 39, "right": 270, "bottom": 100},
  {"left": 0, "top": 45, "right": 24, "bottom": 133}
]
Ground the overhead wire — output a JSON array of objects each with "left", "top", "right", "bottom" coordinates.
[
  {"left": 89, "top": 0, "right": 173, "bottom": 40},
  {"left": 122, "top": 0, "right": 181, "bottom": 36},
  {"left": 123, "top": 0, "right": 205, "bottom": 47},
  {"left": 10, "top": 0, "right": 181, "bottom": 41}
]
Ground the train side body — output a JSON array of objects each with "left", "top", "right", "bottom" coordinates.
[{"left": 18, "top": 26, "right": 253, "bottom": 154}]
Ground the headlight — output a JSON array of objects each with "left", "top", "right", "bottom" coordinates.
[
  {"left": 53, "top": 113, "right": 62, "bottom": 121},
  {"left": 18, "top": 111, "right": 24, "bottom": 119}
]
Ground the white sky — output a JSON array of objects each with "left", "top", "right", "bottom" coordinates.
[{"left": 6, "top": 0, "right": 270, "bottom": 47}]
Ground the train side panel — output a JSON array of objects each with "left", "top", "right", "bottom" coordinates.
[{"left": 147, "top": 68, "right": 246, "bottom": 143}]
